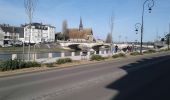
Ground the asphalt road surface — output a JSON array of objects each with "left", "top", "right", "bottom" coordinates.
[{"left": 0, "top": 52, "right": 170, "bottom": 100}]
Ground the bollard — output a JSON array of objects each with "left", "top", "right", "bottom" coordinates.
[{"left": 12, "top": 54, "right": 17, "bottom": 60}]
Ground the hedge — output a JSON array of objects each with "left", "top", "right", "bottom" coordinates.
[
  {"left": 0, "top": 59, "right": 41, "bottom": 71},
  {"left": 56, "top": 58, "right": 72, "bottom": 64},
  {"left": 130, "top": 52, "right": 141, "bottom": 56},
  {"left": 90, "top": 55, "right": 105, "bottom": 61}
]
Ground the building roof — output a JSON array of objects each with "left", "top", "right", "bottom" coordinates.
[
  {"left": 23, "top": 23, "right": 56, "bottom": 29},
  {"left": 0, "top": 24, "right": 24, "bottom": 38},
  {"left": 68, "top": 28, "right": 93, "bottom": 39},
  {"left": 15, "top": 27, "right": 24, "bottom": 38}
]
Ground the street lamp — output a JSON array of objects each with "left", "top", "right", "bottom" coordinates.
[
  {"left": 135, "top": 23, "right": 142, "bottom": 52},
  {"left": 135, "top": 40, "right": 138, "bottom": 51},
  {"left": 135, "top": 0, "right": 154, "bottom": 54},
  {"left": 135, "top": 23, "right": 142, "bottom": 34}
]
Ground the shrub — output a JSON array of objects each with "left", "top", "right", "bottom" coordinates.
[
  {"left": 11, "top": 59, "right": 19, "bottom": 70},
  {"left": 112, "top": 54, "right": 119, "bottom": 58},
  {"left": 56, "top": 58, "right": 72, "bottom": 64},
  {"left": 130, "top": 52, "right": 141, "bottom": 56},
  {"left": 90, "top": 55, "right": 105, "bottom": 61},
  {"left": 25, "top": 61, "right": 41, "bottom": 68},
  {"left": 112, "top": 53, "right": 126, "bottom": 58},
  {"left": 143, "top": 49, "right": 156, "bottom": 54},
  {"left": 64, "top": 58, "right": 72, "bottom": 63},
  {"left": 19, "top": 61, "right": 26, "bottom": 69},
  {"left": 57, "top": 59, "right": 66, "bottom": 64},
  {"left": 158, "top": 49, "right": 169, "bottom": 52},
  {"left": 118, "top": 53, "right": 126, "bottom": 57},
  {"left": 0, "top": 59, "right": 41, "bottom": 71},
  {"left": 32, "top": 61, "right": 41, "bottom": 67}
]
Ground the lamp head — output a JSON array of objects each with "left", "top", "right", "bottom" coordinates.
[
  {"left": 135, "top": 29, "right": 138, "bottom": 32},
  {"left": 135, "top": 29, "right": 138, "bottom": 34},
  {"left": 149, "top": 7, "right": 152, "bottom": 13}
]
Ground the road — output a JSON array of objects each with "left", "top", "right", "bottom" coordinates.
[{"left": 0, "top": 52, "right": 170, "bottom": 100}]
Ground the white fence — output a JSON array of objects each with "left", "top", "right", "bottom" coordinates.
[{"left": 10, "top": 50, "right": 111, "bottom": 64}]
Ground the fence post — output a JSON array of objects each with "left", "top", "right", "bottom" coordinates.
[
  {"left": 12, "top": 54, "right": 17, "bottom": 60},
  {"left": 49, "top": 53, "right": 52, "bottom": 58},
  {"left": 87, "top": 52, "right": 91, "bottom": 60},
  {"left": 104, "top": 50, "right": 106, "bottom": 54},
  {"left": 80, "top": 52, "right": 83, "bottom": 56},
  {"left": 33, "top": 53, "right": 37, "bottom": 61},
  {"left": 71, "top": 52, "right": 75, "bottom": 57},
  {"left": 61, "top": 52, "right": 65, "bottom": 58},
  {"left": 94, "top": 51, "right": 97, "bottom": 54},
  {"left": 99, "top": 51, "right": 102, "bottom": 55},
  {"left": 87, "top": 52, "right": 90, "bottom": 56}
]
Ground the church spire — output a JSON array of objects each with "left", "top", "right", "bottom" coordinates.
[{"left": 79, "top": 17, "right": 83, "bottom": 31}]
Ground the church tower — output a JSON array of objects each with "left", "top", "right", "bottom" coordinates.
[{"left": 79, "top": 17, "right": 83, "bottom": 31}]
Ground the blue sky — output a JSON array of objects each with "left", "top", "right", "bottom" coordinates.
[{"left": 0, "top": 0, "right": 170, "bottom": 42}]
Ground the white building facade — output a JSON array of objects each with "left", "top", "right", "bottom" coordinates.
[
  {"left": 23, "top": 23, "right": 56, "bottom": 44},
  {"left": 0, "top": 24, "right": 21, "bottom": 47}
]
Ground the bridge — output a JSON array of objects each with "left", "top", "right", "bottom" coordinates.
[
  {"left": 59, "top": 42, "right": 154, "bottom": 51},
  {"left": 60, "top": 42, "right": 110, "bottom": 51}
]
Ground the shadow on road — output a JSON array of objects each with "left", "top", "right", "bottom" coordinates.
[{"left": 106, "top": 55, "right": 170, "bottom": 100}]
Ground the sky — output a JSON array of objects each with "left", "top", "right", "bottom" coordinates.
[{"left": 0, "top": 0, "right": 170, "bottom": 42}]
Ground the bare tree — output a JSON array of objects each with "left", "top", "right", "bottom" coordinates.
[
  {"left": 62, "top": 20, "right": 68, "bottom": 41},
  {"left": 109, "top": 13, "right": 114, "bottom": 55},
  {"left": 24, "top": 0, "right": 37, "bottom": 60},
  {"left": 106, "top": 33, "right": 112, "bottom": 43}
]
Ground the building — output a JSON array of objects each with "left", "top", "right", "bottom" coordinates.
[
  {"left": 23, "top": 23, "right": 56, "bottom": 44},
  {"left": 67, "top": 18, "right": 94, "bottom": 42},
  {"left": 0, "top": 24, "right": 24, "bottom": 47}
]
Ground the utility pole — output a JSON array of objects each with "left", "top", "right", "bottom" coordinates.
[
  {"left": 168, "top": 23, "right": 170, "bottom": 50},
  {"left": 109, "top": 13, "right": 114, "bottom": 55}
]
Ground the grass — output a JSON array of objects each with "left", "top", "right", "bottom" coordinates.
[{"left": 130, "top": 52, "right": 141, "bottom": 56}]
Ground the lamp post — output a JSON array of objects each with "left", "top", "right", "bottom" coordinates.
[
  {"left": 135, "top": 23, "right": 142, "bottom": 52},
  {"left": 168, "top": 23, "right": 170, "bottom": 50},
  {"left": 135, "top": 40, "right": 138, "bottom": 51},
  {"left": 168, "top": 34, "right": 170, "bottom": 50},
  {"left": 135, "top": 0, "right": 154, "bottom": 54}
]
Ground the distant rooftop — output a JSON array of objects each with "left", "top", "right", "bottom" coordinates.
[
  {"left": 0, "top": 24, "right": 24, "bottom": 38},
  {"left": 23, "top": 22, "right": 56, "bottom": 28}
]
